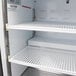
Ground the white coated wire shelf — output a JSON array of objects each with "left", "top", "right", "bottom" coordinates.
[
  {"left": 8, "top": 46, "right": 76, "bottom": 75},
  {"left": 6, "top": 21, "right": 76, "bottom": 33}
]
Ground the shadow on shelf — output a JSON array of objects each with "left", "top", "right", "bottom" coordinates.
[{"left": 21, "top": 67, "right": 73, "bottom": 76}]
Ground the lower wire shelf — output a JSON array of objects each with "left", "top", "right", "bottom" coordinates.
[{"left": 8, "top": 46, "right": 76, "bottom": 75}]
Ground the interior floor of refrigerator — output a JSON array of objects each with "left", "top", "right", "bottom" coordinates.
[{"left": 21, "top": 67, "right": 72, "bottom": 76}]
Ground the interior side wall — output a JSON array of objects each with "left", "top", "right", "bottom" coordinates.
[
  {"left": 9, "top": 30, "right": 33, "bottom": 76},
  {"left": 7, "top": 0, "right": 34, "bottom": 75},
  {"left": 9, "top": 30, "right": 33, "bottom": 56},
  {"left": 11, "top": 63, "right": 27, "bottom": 76}
]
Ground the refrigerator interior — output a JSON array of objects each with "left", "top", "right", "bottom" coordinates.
[
  {"left": 7, "top": 0, "right": 76, "bottom": 76},
  {"left": 8, "top": 30, "right": 76, "bottom": 76}
]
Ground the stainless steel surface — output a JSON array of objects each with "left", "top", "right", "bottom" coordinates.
[{"left": 1, "top": 0, "right": 11, "bottom": 76}]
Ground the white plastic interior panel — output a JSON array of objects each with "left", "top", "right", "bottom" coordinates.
[
  {"left": 35, "top": 0, "right": 76, "bottom": 23},
  {"left": 22, "top": 68, "right": 71, "bottom": 76},
  {"left": 22, "top": 68, "right": 60, "bottom": 76},
  {"left": 9, "top": 30, "right": 33, "bottom": 76},
  {"left": 9, "top": 46, "right": 76, "bottom": 76},
  {"left": 6, "top": 22, "right": 76, "bottom": 33},
  {"left": 9, "top": 30, "right": 33, "bottom": 57},
  {"left": 11, "top": 63, "right": 27, "bottom": 76},
  {"left": 35, "top": 32, "right": 76, "bottom": 40},
  {"left": 7, "top": 0, "right": 76, "bottom": 23},
  {"left": 7, "top": 0, "right": 34, "bottom": 25},
  {"left": 28, "top": 36, "right": 76, "bottom": 51}
]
